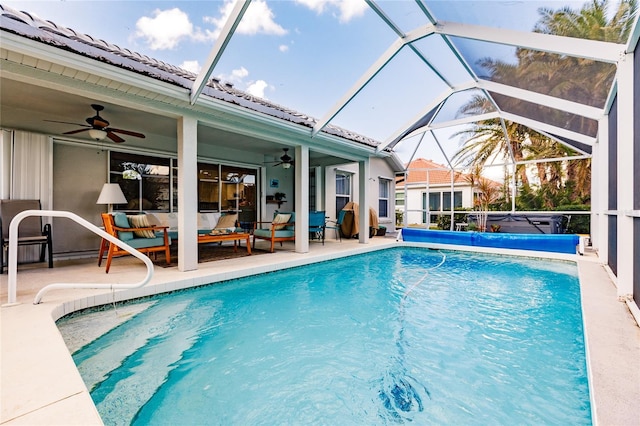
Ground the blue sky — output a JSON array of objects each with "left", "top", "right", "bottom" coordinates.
[{"left": 3, "top": 0, "right": 602, "bottom": 171}]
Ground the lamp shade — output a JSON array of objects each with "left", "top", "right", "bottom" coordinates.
[
  {"left": 96, "top": 183, "right": 127, "bottom": 205},
  {"left": 282, "top": 162, "right": 292, "bottom": 169},
  {"left": 88, "top": 129, "right": 107, "bottom": 141}
]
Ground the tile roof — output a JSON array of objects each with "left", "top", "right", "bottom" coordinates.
[
  {"left": 397, "top": 158, "right": 469, "bottom": 186},
  {"left": 0, "top": 4, "right": 382, "bottom": 150}
]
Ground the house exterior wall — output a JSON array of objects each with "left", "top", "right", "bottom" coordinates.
[
  {"left": 324, "top": 158, "right": 396, "bottom": 232},
  {"left": 398, "top": 183, "right": 475, "bottom": 227},
  {"left": 52, "top": 142, "right": 107, "bottom": 256}
]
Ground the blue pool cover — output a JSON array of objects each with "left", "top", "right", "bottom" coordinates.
[{"left": 401, "top": 229, "right": 579, "bottom": 254}]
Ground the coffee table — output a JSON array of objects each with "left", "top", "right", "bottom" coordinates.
[{"left": 197, "top": 232, "right": 251, "bottom": 254}]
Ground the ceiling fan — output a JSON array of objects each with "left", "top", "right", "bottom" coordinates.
[
  {"left": 268, "top": 148, "right": 294, "bottom": 168},
  {"left": 46, "top": 104, "right": 145, "bottom": 143}
]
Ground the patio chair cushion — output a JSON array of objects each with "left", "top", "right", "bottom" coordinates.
[
  {"left": 215, "top": 213, "right": 238, "bottom": 232},
  {"left": 113, "top": 212, "right": 134, "bottom": 241},
  {"left": 127, "top": 214, "right": 156, "bottom": 238},
  {"left": 125, "top": 236, "right": 169, "bottom": 249},
  {"left": 198, "top": 213, "right": 221, "bottom": 230},
  {"left": 253, "top": 228, "right": 295, "bottom": 238},
  {"left": 272, "top": 213, "right": 291, "bottom": 230}
]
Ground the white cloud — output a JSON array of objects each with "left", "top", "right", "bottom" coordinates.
[
  {"left": 135, "top": 1, "right": 288, "bottom": 51},
  {"left": 219, "top": 66, "right": 250, "bottom": 86},
  {"left": 335, "top": 0, "right": 367, "bottom": 23},
  {"left": 279, "top": 44, "right": 289, "bottom": 52},
  {"left": 179, "top": 60, "right": 201, "bottom": 74},
  {"left": 218, "top": 67, "right": 271, "bottom": 99},
  {"left": 246, "top": 80, "right": 270, "bottom": 99},
  {"left": 135, "top": 8, "right": 196, "bottom": 50},
  {"left": 295, "top": 0, "right": 367, "bottom": 23},
  {"left": 295, "top": 0, "right": 328, "bottom": 14},
  {"left": 207, "top": 0, "right": 287, "bottom": 36}
]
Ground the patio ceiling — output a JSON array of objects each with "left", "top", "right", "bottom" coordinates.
[{"left": 0, "top": 1, "right": 638, "bottom": 170}]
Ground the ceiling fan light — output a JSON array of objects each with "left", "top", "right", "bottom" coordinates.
[
  {"left": 282, "top": 162, "right": 292, "bottom": 169},
  {"left": 88, "top": 129, "right": 107, "bottom": 140}
]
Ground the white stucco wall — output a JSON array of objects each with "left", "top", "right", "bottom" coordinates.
[
  {"left": 324, "top": 157, "right": 396, "bottom": 232},
  {"left": 398, "top": 183, "right": 476, "bottom": 227}
]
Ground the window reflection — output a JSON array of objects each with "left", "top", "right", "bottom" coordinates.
[{"left": 109, "top": 152, "right": 256, "bottom": 223}]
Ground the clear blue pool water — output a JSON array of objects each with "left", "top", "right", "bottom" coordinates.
[{"left": 65, "top": 247, "right": 591, "bottom": 425}]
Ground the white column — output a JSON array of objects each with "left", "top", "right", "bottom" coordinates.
[
  {"left": 0, "top": 130, "right": 11, "bottom": 199},
  {"left": 616, "top": 52, "right": 634, "bottom": 297},
  {"left": 294, "top": 145, "right": 309, "bottom": 253},
  {"left": 313, "top": 166, "right": 323, "bottom": 210},
  {"left": 593, "top": 117, "right": 608, "bottom": 262},
  {"left": 177, "top": 115, "right": 198, "bottom": 272},
  {"left": 358, "top": 158, "right": 370, "bottom": 244}
]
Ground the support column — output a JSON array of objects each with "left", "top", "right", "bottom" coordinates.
[
  {"left": 617, "top": 52, "right": 634, "bottom": 297},
  {"left": 358, "top": 158, "right": 370, "bottom": 244},
  {"left": 294, "top": 145, "right": 309, "bottom": 253},
  {"left": 593, "top": 117, "right": 608, "bottom": 261},
  {"left": 177, "top": 115, "right": 198, "bottom": 271}
]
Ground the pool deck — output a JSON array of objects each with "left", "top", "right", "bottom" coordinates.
[{"left": 1, "top": 237, "right": 639, "bottom": 425}]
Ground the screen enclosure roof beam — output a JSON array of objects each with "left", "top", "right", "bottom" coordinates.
[
  {"left": 434, "top": 21, "right": 624, "bottom": 64},
  {"left": 190, "top": 0, "right": 251, "bottom": 105}
]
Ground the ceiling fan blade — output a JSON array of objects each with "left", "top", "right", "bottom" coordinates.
[
  {"left": 63, "top": 128, "right": 90, "bottom": 135},
  {"left": 272, "top": 162, "right": 283, "bottom": 167},
  {"left": 45, "top": 120, "right": 90, "bottom": 127},
  {"left": 89, "top": 117, "right": 109, "bottom": 128},
  {"left": 106, "top": 131, "right": 125, "bottom": 143},
  {"left": 107, "top": 128, "right": 146, "bottom": 138}
]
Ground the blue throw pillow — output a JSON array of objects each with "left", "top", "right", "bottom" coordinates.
[{"left": 113, "top": 212, "right": 134, "bottom": 241}]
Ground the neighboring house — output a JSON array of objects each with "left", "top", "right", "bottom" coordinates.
[
  {"left": 0, "top": 5, "right": 402, "bottom": 270},
  {"left": 395, "top": 158, "right": 497, "bottom": 227}
]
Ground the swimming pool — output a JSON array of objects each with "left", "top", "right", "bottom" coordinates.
[{"left": 59, "top": 247, "right": 591, "bottom": 425}]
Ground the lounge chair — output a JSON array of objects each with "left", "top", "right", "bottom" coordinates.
[
  {"left": 309, "top": 211, "right": 326, "bottom": 245},
  {"left": 325, "top": 209, "right": 346, "bottom": 241},
  {"left": 0, "top": 199, "right": 53, "bottom": 274},
  {"left": 252, "top": 211, "right": 295, "bottom": 252},
  {"left": 98, "top": 212, "right": 171, "bottom": 273}
]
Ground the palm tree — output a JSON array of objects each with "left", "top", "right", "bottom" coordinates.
[
  {"left": 454, "top": 0, "right": 636, "bottom": 208},
  {"left": 475, "top": 178, "right": 501, "bottom": 231},
  {"left": 452, "top": 95, "right": 530, "bottom": 188}
]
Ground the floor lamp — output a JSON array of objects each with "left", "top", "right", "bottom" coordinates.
[{"left": 96, "top": 183, "right": 127, "bottom": 212}]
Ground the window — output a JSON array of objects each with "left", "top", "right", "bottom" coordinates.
[
  {"left": 335, "top": 173, "right": 351, "bottom": 213},
  {"left": 110, "top": 152, "right": 171, "bottom": 212},
  {"left": 378, "top": 178, "right": 391, "bottom": 218},
  {"left": 428, "top": 192, "right": 440, "bottom": 211},
  {"left": 198, "top": 163, "right": 220, "bottom": 211},
  {"left": 309, "top": 169, "right": 316, "bottom": 211},
  {"left": 443, "top": 191, "right": 463, "bottom": 210},
  {"left": 395, "top": 191, "right": 405, "bottom": 207},
  {"left": 110, "top": 152, "right": 256, "bottom": 222}
]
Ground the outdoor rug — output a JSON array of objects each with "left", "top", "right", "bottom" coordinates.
[{"left": 154, "top": 242, "right": 268, "bottom": 267}]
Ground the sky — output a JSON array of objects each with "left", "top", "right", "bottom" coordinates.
[{"left": 3, "top": 0, "right": 606, "bottom": 174}]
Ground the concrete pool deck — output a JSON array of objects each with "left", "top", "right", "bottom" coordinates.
[{"left": 1, "top": 237, "right": 639, "bottom": 425}]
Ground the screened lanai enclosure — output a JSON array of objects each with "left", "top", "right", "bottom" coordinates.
[
  {"left": 0, "top": 0, "right": 638, "bottom": 318},
  {"left": 182, "top": 0, "right": 639, "bottom": 318}
]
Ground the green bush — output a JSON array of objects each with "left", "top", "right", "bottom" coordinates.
[{"left": 436, "top": 212, "right": 468, "bottom": 230}]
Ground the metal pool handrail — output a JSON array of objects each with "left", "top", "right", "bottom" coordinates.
[{"left": 5, "top": 210, "right": 154, "bottom": 305}]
